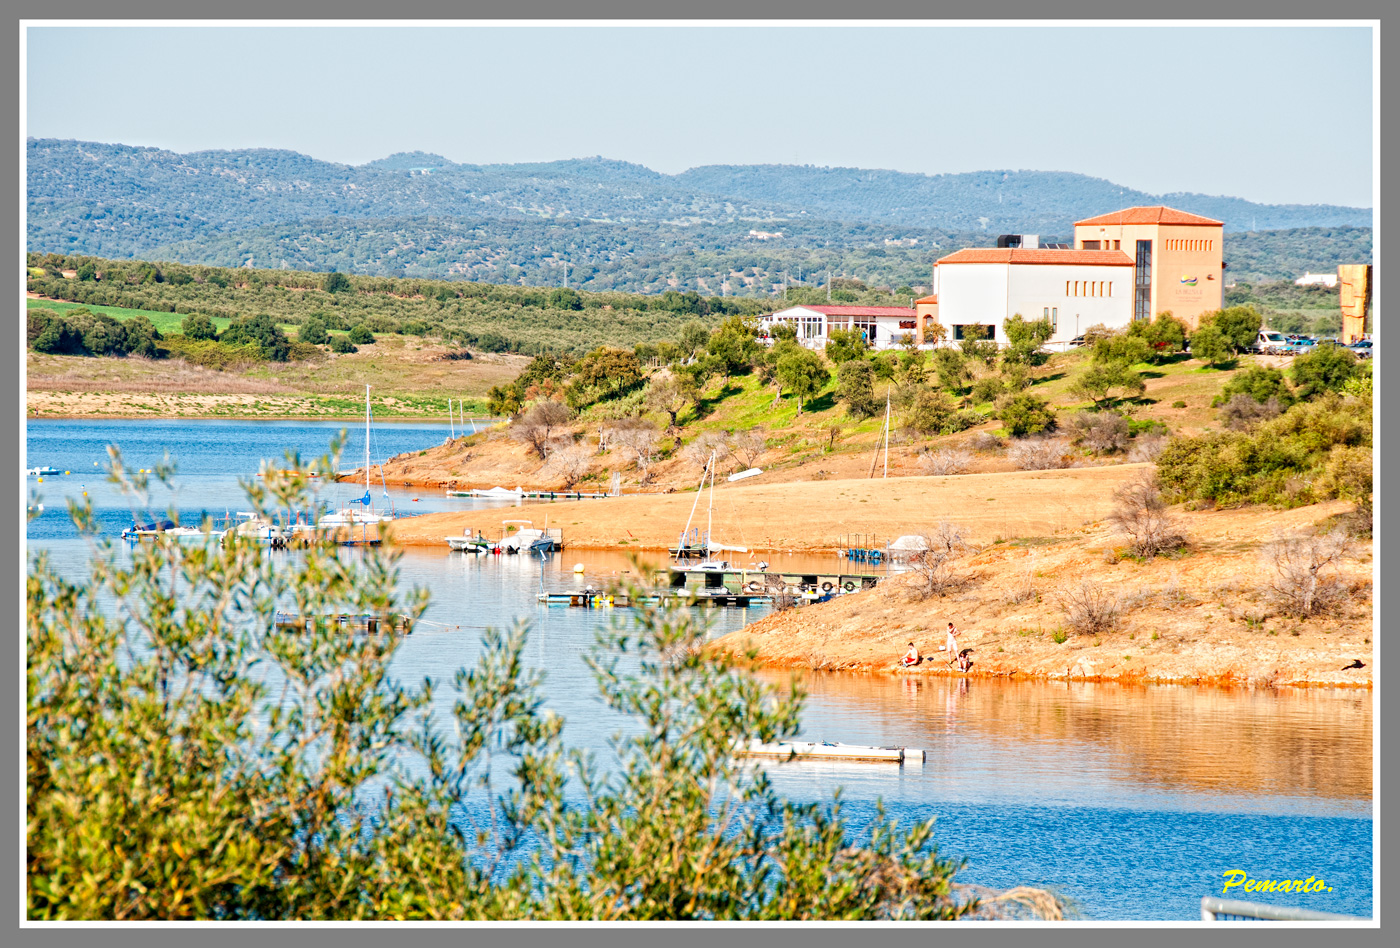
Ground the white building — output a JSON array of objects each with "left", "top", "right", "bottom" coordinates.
[
  {"left": 758, "top": 305, "right": 921, "bottom": 351},
  {"left": 1295, "top": 272, "right": 1339, "bottom": 288},
  {"left": 931, "top": 247, "right": 1135, "bottom": 346}
]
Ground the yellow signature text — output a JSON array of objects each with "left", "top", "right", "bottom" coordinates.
[{"left": 1222, "top": 870, "right": 1333, "bottom": 896}]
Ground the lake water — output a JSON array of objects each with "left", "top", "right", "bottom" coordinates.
[{"left": 24, "top": 419, "right": 1375, "bottom": 920}]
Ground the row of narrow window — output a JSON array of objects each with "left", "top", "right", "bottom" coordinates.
[
  {"left": 1067, "top": 280, "right": 1112, "bottom": 297},
  {"left": 1080, "top": 240, "right": 1121, "bottom": 250},
  {"left": 1166, "top": 238, "right": 1213, "bottom": 252}
]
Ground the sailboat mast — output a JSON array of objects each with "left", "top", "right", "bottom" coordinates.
[
  {"left": 365, "top": 384, "right": 371, "bottom": 500},
  {"left": 707, "top": 449, "right": 716, "bottom": 554},
  {"left": 883, "top": 391, "right": 891, "bottom": 479}
]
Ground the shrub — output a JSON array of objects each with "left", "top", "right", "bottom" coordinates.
[
  {"left": 971, "top": 431, "right": 1004, "bottom": 453},
  {"left": 919, "top": 448, "right": 973, "bottom": 476},
  {"left": 1214, "top": 365, "right": 1294, "bottom": 409},
  {"left": 511, "top": 400, "right": 573, "bottom": 459},
  {"left": 298, "top": 316, "right": 329, "bottom": 346},
  {"left": 1091, "top": 332, "right": 1153, "bottom": 368},
  {"left": 1127, "top": 435, "right": 1168, "bottom": 463},
  {"left": 27, "top": 454, "right": 1043, "bottom": 921},
  {"left": 999, "top": 393, "right": 1056, "bottom": 437},
  {"left": 904, "top": 390, "right": 959, "bottom": 436},
  {"left": 1259, "top": 530, "right": 1355, "bottom": 617},
  {"left": 1199, "top": 306, "right": 1262, "bottom": 354},
  {"left": 1291, "top": 345, "right": 1358, "bottom": 400},
  {"left": 824, "top": 328, "right": 869, "bottom": 365},
  {"left": 1126, "top": 312, "right": 1188, "bottom": 361},
  {"left": 1156, "top": 394, "right": 1371, "bottom": 507},
  {"left": 1218, "top": 393, "right": 1282, "bottom": 431},
  {"left": 1058, "top": 579, "right": 1121, "bottom": 635},
  {"left": 970, "top": 376, "right": 1004, "bottom": 404},
  {"left": 221, "top": 313, "right": 291, "bottom": 362},
  {"left": 837, "top": 359, "right": 880, "bottom": 419},
  {"left": 546, "top": 443, "right": 592, "bottom": 488},
  {"left": 1069, "top": 361, "right": 1145, "bottom": 408},
  {"left": 1106, "top": 476, "right": 1187, "bottom": 559},
  {"left": 181, "top": 313, "right": 219, "bottom": 341},
  {"left": 161, "top": 336, "right": 266, "bottom": 369},
  {"left": 1172, "top": 400, "right": 1187, "bottom": 409},
  {"left": 1008, "top": 437, "right": 1071, "bottom": 471},
  {"left": 328, "top": 334, "right": 357, "bottom": 354},
  {"left": 1188, "top": 323, "right": 1232, "bottom": 366},
  {"left": 902, "top": 523, "right": 973, "bottom": 601},
  {"left": 348, "top": 324, "right": 375, "bottom": 346},
  {"left": 323, "top": 270, "right": 352, "bottom": 293},
  {"left": 1071, "top": 411, "right": 1130, "bottom": 454}
]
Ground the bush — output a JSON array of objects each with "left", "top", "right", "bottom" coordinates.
[
  {"left": 1127, "top": 435, "right": 1168, "bottom": 463},
  {"left": 221, "top": 313, "right": 291, "bottom": 362},
  {"left": 1172, "top": 400, "right": 1187, "bottom": 409},
  {"left": 1106, "top": 476, "right": 1187, "bottom": 559},
  {"left": 1008, "top": 437, "right": 1071, "bottom": 471},
  {"left": 1188, "top": 323, "right": 1232, "bottom": 366},
  {"left": 161, "top": 336, "right": 266, "bottom": 369},
  {"left": 348, "top": 324, "right": 375, "bottom": 346},
  {"left": 1291, "top": 345, "right": 1358, "bottom": 400},
  {"left": 970, "top": 376, "right": 1003, "bottom": 404},
  {"left": 1058, "top": 579, "right": 1121, "bottom": 635},
  {"left": 836, "top": 359, "right": 880, "bottom": 419},
  {"left": 824, "top": 328, "right": 869, "bottom": 365},
  {"left": 1126, "top": 312, "right": 1189, "bottom": 362},
  {"left": 1218, "top": 393, "right": 1282, "bottom": 431},
  {"left": 904, "top": 390, "right": 959, "bottom": 436},
  {"left": 328, "top": 334, "right": 357, "bottom": 354},
  {"left": 27, "top": 456, "right": 1042, "bottom": 921},
  {"left": 298, "top": 316, "right": 329, "bottom": 346},
  {"left": 999, "top": 393, "right": 1056, "bottom": 437},
  {"left": 1071, "top": 411, "right": 1130, "bottom": 454},
  {"left": 1156, "top": 393, "right": 1371, "bottom": 507},
  {"left": 1259, "top": 530, "right": 1354, "bottom": 617},
  {"left": 1214, "top": 365, "right": 1294, "bottom": 409},
  {"left": 181, "top": 313, "right": 218, "bottom": 341},
  {"left": 323, "top": 270, "right": 352, "bottom": 293},
  {"left": 971, "top": 431, "right": 1004, "bottom": 453},
  {"left": 919, "top": 448, "right": 973, "bottom": 476}
]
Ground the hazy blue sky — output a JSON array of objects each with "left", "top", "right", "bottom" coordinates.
[{"left": 25, "top": 24, "right": 1374, "bottom": 207}]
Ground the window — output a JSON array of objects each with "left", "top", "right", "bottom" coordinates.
[
  {"left": 898, "top": 320, "right": 916, "bottom": 329},
  {"left": 1083, "top": 240, "right": 1101, "bottom": 250},
  {"left": 1114, "top": 240, "right": 1121, "bottom": 250},
  {"left": 1043, "top": 307, "right": 1049, "bottom": 319},
  {"left": 952, "top": 324, "right": 995, "bottom": 340},
  {"left": 1107, "top": 282, "right": 1112, "bottom": 297},
  {"left": 1051, "top": 307, "right": 1058, "bottom": 331},
  {"left": 1134, "top": 240, "right": 1152, "bottom": 322},
  {"left": 1066, "top": 280, "right": 1071, "bottom": 296}
]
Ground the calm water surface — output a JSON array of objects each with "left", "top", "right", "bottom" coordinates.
[{"left": 25, "top": 420, "right": 1374, "bottom": 920}]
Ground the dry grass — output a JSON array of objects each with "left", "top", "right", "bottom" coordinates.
[{"left": 27, "top": 356, "right": 297, "bottom": 395}]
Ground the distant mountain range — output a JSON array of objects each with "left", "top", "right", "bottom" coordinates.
[{"left": 26, "top": 139, "right": 1373, "bottom": 292}]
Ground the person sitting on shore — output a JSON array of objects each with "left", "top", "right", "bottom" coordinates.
[
  {"left": 900, "top": 642, "right": 920, "bottom": 667},
  {"left": 957, "top": 648, "right": 970, "bottom": 673}
]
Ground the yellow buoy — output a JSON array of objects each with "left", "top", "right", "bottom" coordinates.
[
  {"left": 573, "top": 563, "right": 585, "bottom": 573},
  {"left": 37, "top": 477, "right": 42, "bottom": 483},
  {"left": 64, "top": 471, "right": 70, "bottom": 475}
]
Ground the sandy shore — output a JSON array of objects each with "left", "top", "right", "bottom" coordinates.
[
  {"left": 384, "top": 465, "right": 1151, "bottom": 552},
  {"left": 708, "top": 500, "right": 1371, "bottom": 689}
]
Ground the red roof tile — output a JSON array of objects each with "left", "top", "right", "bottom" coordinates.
[
  {"left": 1074, "top": 206, "right": 1224, "bottom": 227},
  {"left": 935, "top": 248, "right": 1134, "bottom": 266},
  {"left": 777, "top": 305, "right": 918, "bottom": 317},
  {"left": 915, "top": 295, "right": 938, "bottom": 303}
]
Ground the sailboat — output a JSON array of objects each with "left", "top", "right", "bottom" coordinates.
[
  {"left": 675, "top": 450, "right": 747, "bottom": 572},
  {"left": 313, "top": 385, "right": 398, "bottom": 541}
]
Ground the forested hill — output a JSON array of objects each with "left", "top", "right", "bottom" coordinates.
[
  {"left": 26, "top": 139, "right": 1372, "bottom": 292},
  {"left": 673, "top": 165, "right": 1372, "bottom": 234}
]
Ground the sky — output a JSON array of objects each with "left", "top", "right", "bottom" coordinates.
[{"left": 24, "top": 23, "right": 1375, "bottom": 208}]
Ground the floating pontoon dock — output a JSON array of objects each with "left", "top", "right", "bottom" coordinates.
[
  {"left": 536, "top": 591, "right": 772, "bottom": 608},
  {"left": 736, "top": 740, "right": 925, "bottom": 764},
  {"left": 668, "top": 566, "right": 881, "bottom": 596}
]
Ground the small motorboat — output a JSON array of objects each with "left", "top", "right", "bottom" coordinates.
[
  {"left": 27, "top": 466, "right": 62, "bottom": 477},
  {"left": 121, "top": 519, "right": 175, "bottom": 541},
  {"left": 446, "top": 529, "right": 494, "bottom": 553}
]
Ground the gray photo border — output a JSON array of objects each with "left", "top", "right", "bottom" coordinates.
[{"left": 6, "top": 2, "right": 1392, "bottom": 947}]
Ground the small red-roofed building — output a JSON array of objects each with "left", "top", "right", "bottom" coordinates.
[{"left": 757, "top": 304, "right": 921, "bottom": 351}]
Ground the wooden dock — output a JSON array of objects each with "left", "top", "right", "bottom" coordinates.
[
  {"left": 668, "top": 566, "right": 882, "bottom": 597},
  {"left": 736, "top": 740, "right": 925, "bottom": 764}
]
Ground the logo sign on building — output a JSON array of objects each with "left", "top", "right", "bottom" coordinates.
[{"left": 1179, "top": 275, "right": 1198, "bottom": 287}]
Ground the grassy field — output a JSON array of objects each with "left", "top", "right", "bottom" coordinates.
[
  {"left": 26, "top": 298, "right": 234, "bottom": 334},
  {"left": 26, "top": 335, "right": 527, "bottom": 419}
]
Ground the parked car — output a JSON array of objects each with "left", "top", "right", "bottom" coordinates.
[
  {"left": 1248, "top": 330, "right": 1292, "bottom": 355},
  {"left": 1346, "top": 339, "right": 1374, "bottom": 359}
]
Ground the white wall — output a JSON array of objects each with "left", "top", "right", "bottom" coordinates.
[
  {"left": 1006, "top": 263, "right": 1132, "bottom": 343},
  {"left": 934, "top": 262, "right": 1133, "bottom": 345}
]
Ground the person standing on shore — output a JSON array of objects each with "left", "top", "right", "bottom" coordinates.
[{"left": 945, "top": 622, "right": 960, "bottom": 663}]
